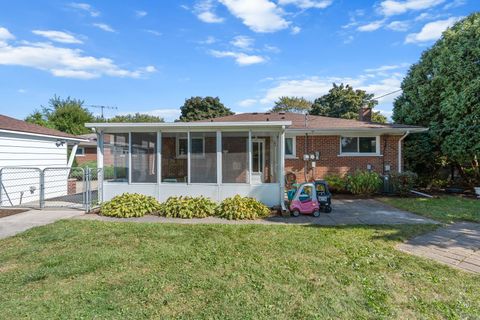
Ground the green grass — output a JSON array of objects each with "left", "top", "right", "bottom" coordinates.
[
  {"left": 380, "top": 196, "right": 480, "bottom": 223},
  {"left": 1, "top": 221, "right": 479, "bottom": 319}
]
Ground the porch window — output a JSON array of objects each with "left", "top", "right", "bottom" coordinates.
[
  {"left": 103, "top": 133, "right": 129, "bottom": 182},
  {"left": 162, "top": 132, "right": 188, "bottom": 183},
  {"left": 222, "top": 132, "right": 249, "bottom": 183},
  {"left": 285, "top": 137, "right": 296, "bottom": 158},
  {"left": 340, "top": 136, "right": 379, "bottom": 155},
  {"left": 190, "top": 132, "right": 216, "bottom": 183},
  {"left": 131, "top": 132, "right": 157, "bottom": 183}
]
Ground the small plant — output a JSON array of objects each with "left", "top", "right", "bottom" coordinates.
[
  {"left": 324, "top": 174, "right": 347, "bottom": 193},
  {"left": 215, "top": 195, "right": 270, "bottom": 220},
  {"left": 346, "top": 170, "right": 382, "bottom": 196},
  {"left": 158, "top": 196, "right": 217, "bottom": 218},
  {"left": 390, "top": 171, "right": 418, "bottom": 196},
  {"left": 100, "top": 193, "right": 162, "bottom": 218}
]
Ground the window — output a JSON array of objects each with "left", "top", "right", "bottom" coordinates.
[
  {"left": 103, "top": 133, "right": 129, "bottom": 182},
  {"left": 76, "top": 147, "right": 85, "bottom": 156},
  {"left": 176, "top": 137, "right": 204, "bottom": 158},
  {"left": 131, "top": 132, "right": 157, "bottom": 183},
  {"left": 340, "top": 136, "right": 378, "bottom": 155},
  {"left": 285, "top": 137, "right": 296, "bottom": 158}
]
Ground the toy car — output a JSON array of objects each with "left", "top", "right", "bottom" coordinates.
[{"left": 289, "top": 180, "right": 332, "bottom": 217}]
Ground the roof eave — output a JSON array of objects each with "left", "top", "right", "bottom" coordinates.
[
  {"left": 0, "top": 128, "right": 88, "bottom": 142},
  {"left": 85, "top": 121, "right": 292, "bottom": 130},
  {"left": 286, "top": 127, "right": 428, "bottom": 134}
]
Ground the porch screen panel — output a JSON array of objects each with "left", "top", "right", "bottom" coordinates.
[
  {"left": 161, "top": 132, "right": 188, "bottom": 183},
  {"left": 190, "top": 132, "right": 217, "bottom": 183},
  {"left": 131, "top": 132, "right": 157, "bottom": 183},
  {"left": 222, "top": 132, "right": 249, "bottom": 183},
  {"left": 252, "top": 131, "right": 279, "bottom": 183},
  {"left": 103, "top": 133, "right": 129, "bottom": 182}
]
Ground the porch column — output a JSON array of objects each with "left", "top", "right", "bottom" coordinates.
[
  {"left": 128, "top": 132, "right": 132, "bottom": 184},
  {"left": 187, "top": 131, "right": 191, "bottom": 184},
  {"left": 216, "top": 131, "right": 222, "bottom": 185},
  {"left": 279, "top": 127, "right": 286, "bottom": 210},
  {"left": 157, "top": 131, "right": 161, "bottom": 185},
  {"left": 96, "top": 130, "right": 104, "bottom": 203},
  {"left": 248, "top": 130, "right": 252, "bottom": 184}
]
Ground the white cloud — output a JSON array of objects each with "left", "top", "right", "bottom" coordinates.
[
  {"left": 209, "top": 50, "right": 266, "bottom": 66},
  {"left": 0, "top": 27, "right": 15, "bottom": 46},
  {"left": 378, "top": 0, "right": 445, "bottom": 16},
  {"left": 386, "top": 20, "right": 410, "bottom": 31},
  {"left": 92, "top": 23, "right": 115, "bottom": 32},
  {"left": 195, "top": 0, "right": 224, "bottom": 23},
  {"left": 69, "top": 2, "right": 100, "bottom": 17},
  {"left": 17, "top": 88, "right": 27, "bottom": 94},
  {"left": 135, "top": 10, "right": 147, "bottom": 18},
  {"left": 0, "top": 27, "right": 156, "bottom": 79},
  {"left": 230, "top": 35, "right": 254, "bottom": 49},
  {"left": 291, "top": 26, "right": 301, "bottom": 34},
  {"left": 443, "top": 0, "right": 466, "bottom": 9},
  {"left": 199, "top": 36, "right": 217, "bottom": 44},
  {"left": 357, "top": 20, "right": 385, "bottom": 32},
  {"left": 405, "top": 16, "right": 461, "bottom": 43},
  {"left": 219, "top": 0, "right": 289, "bottom": 33},
  {"left": 144, "top": 29, "right": 162, "bottom": 36},
  {"left": 32, "top": 30, "right": 83, "bottom": 44},
  {"left": 238, "top": 98, "right": 257, "bottom": 107},
  {"left": 277, "top": 0, "right": 333, "bottom": 9},
  {"left": 364, "top": 63, "right": 409, "bottom": 72}
]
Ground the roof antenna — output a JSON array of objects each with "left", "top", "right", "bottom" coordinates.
[{"left": 304, "top": 113, "right": 308, "bottom": 128}]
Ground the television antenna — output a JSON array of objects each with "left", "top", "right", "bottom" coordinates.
[{"left": 86, "top": 105, "right": 118, "bottom": 119}]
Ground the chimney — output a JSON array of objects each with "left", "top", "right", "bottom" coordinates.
[{"left": 359, "top": 106, "right": 372, "bottom": 122}]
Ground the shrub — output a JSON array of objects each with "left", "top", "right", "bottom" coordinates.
[
  {"left": 215, "top": 195, "right": 270, "bottom": 220},
  {"left": 346, "top": 170, "right": 382, "bottom": 196},
  {"left": 100, "top": 193, "right": 162, "bottom": 218},
  {"left": 390, "top": 171, "right": 418, "bottom": 195},
  {"left": 324, "top": 174, "right": 347, "bottom": 193},
  {"left": 78, "top": 161, "right": 115, "bottom": 180},
  {"left": 158, "top": 196, "right": 217, "bottom": 218}
]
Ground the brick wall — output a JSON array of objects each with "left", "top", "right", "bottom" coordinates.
[
  {"left": 285, "top": 135, "right": 401, "bottom": 182},
  {"left": 75, "top": 147, "right": 97, "bottom": 165}
]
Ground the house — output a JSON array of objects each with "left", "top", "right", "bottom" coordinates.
[
  {"left": 0, "top": 114, "right": 85, "bottom": 206},
  {"left": 85, "top": 110, "right": 426, "bottom": 208},
  {"left": 74, "top": 133, "right": 97, "bottom": 165}
]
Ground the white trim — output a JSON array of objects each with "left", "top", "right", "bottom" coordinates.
[
  {"left": 86, "top": 121, "right": 291, "bottom": 130},
  {"left": 286, "top": 127, "right": 427, "bottom": 135},
  {"left": 68, "top": 143, "right": 79, "bottom": 167},
  {"left": 251, "top": 138, "right": 265, "bottom": 184},
  {"left": 0, "top": 128, "right": 87, "bottom": 142},
  {"left": 157, "top": 131, "right": 162, "bottom": 185},
  {"left": 339, "top": 136, "right": 380, "bottom": 156},
  {"left": 284, "top": 136, "right": 296, "bottom": 158},
  {"left": 75, "top": 146, "right": 85, "bottom": 156},
  {"left": 248, "top": 130, "right": 252, "bottom": 184},
  {"left": 176, "top": 135, "right": 205, "bottom": 159},
  {"left": 128, "top": 132, "right": 132, "bottom": 184},
  {"left": 216, "top": 131, "right": 222, "bottom": 186},
  {"left": 187, "top": 131, "right": 191, "bottom": 184}
]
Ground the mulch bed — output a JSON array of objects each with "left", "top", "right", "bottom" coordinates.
[{"left": 0, "top": 209, "right": 29, "bottom": 219}]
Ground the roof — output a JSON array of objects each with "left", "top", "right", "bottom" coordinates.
[
  {"left": 197, "top": 112, "right": 426, "bottom": 133},
  {"left": 0, "top": 114, "right": 86, "bottom": 141},
  {"left": 78, "top": 133, "right": 97, "bottom": 147}
]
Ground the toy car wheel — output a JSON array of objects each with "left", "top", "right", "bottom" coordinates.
[
  {"left": 324, "top": 206, "right": 332, "bottom": 213},
  {"left": 291, "top": 209, "right": 300, "bottom": 217},
  {"left": 312, "top": 209, "right": 320, "bottom": 217}
]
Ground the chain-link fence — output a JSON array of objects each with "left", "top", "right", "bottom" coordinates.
[{"left": 0, "top": 167, "right": 101, "bottom": 211}]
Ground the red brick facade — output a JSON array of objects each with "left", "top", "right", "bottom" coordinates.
[
  {"left": 285, "top": 135, "right": 402, "bottom": 182},
  {"left": 75, "top": 146, "right": 97, "bottom": 165}
]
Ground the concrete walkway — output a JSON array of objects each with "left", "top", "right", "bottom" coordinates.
[
  {"left": 0, "top": 209, "right": 84, "bottom": 239},
  {"left": 398, "top": 222, "right": 480, "bottom": 273}
]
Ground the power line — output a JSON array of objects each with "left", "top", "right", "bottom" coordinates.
[
  {"left": 374, "top": 89, "right": 402, "bottom": 100},
  {"left": 86, "top": 105, "right": 118, "bottom": 119}
]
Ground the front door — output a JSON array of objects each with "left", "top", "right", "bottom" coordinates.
[{"left": 251, "top": 139, "right": 265, "bottom": 184}]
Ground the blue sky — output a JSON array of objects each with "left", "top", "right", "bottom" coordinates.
[{"left": 0, "top": 0, "right": 477, "bottom": 122}]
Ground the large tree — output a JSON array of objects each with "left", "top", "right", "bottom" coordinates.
[
  {"left": 270, "top": 96, "right": 312, "bottom": 113},
  {"left": 310, "top": 83, "right": 387, "bottom": 123},
  {"left": 106, "top": 113, "right": 164, "bottom": 123},
  {"left": 393, "top": 13, "right": 480, "bottom": 184},
  {"left": 25, "top": 95, "right": 95, "bottom": 135},
  {"left": 179, "top": 96, "right": 234, "bottom": 122}
]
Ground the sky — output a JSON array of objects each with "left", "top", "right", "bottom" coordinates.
[{"left": 0, "top": 0, "right": 477, "bottom": 122}]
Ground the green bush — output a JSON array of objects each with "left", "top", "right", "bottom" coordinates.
[
  {"left": 390, "top": 171, "right": 418, "bottom": 195},
  {"left": 346, "top": 170, "right": 382, "bottom": 196},
  {"left": 158, "top": 196, "right": 217, "bottom": 218},
  {"left": 324, "top": 174, "right": 347, "bottom": 192},
  {"left": 215, "top": 195, "right": 270, "bottom": 220},
  {"left": 78, "top": 161, "right": 115, "bottom": 180},
  {"left": 100, "top": 193, "right": 162, "bottom": 218}
]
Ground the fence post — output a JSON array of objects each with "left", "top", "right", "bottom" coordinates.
[
  {"left": 0, "top": 169, "right": 3, "bottom": 207},
  {"left": 40, "top": 169, "right": 45, "bottom": 208},
  {"left": 85, "top": 167, "right": 90, "bottom": 212}
]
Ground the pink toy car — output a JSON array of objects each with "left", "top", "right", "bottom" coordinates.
[{"left": 289, "top": 182, "right": 321, "bottom": 217}]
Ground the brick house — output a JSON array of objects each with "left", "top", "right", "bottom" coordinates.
[
  {"left": 86, "top": 110, "right": 426, "bottom": 207},
  {"left": 74, "top": 133, "right": 98, "bottom": 165}
]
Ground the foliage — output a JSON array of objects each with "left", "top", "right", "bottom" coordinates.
[
  {"left": 215, "top": 195, "right": 270, "bottom": 220},
  {"left": 158, "top": 196, "right": 217, "bottom": 218},
  {"left": 390, "top": 171, "right": 418, "bottom": 195},
  {"left": 270, "top": 96, "right": 312, "bottom": 113},
  {"left": 179, "top": 96, "right": 234, "bottom": 122},
  {"left": 346, "top": 170, "right": 382, "bottom": 196},
  {"left": 77, "top": 161, "right": 115, "bottom": 180},
  {"left": 310, "top": 83, "right": 386, "bottom": 123},
  {"left": 324, "top": 174, "right": 347, "bottom": 193},
  {"left": 100, "top": 193, "right": 161, "bottom": 218},
  {"left": 25, "top": 95, "right": 95, "bottom": 135},
  {"left": 392, "top": 13, "right": 480, "bottom": 185},
  {"left": 105, "top": 113, "right": 164, "bottom": 123}
]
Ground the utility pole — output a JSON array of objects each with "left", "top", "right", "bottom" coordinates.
[{"left": 86, "top": 105, "right": 118, "bottom": 119}]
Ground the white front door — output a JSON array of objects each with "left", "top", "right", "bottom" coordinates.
[{"left": 251, "top": 139, "right": 265, "bottom": 184}]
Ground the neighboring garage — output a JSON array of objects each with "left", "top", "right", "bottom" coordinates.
[{"left": 0, "top": 114, "right": 85, "bottom": 207}]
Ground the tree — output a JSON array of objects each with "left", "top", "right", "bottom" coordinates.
[
  {"left": 179, "top": 96, "right": 234, "bottom": 122},
  {"left": 392, "top": 13, "right": 480, "bottom": 184},
  {"left": 106, "top": 113, "right": 164, "bottom": 123},
  {"left": 310, "top": 83, "right": 386, "bottom": 123},
  {"left": 270, "top": 96, "right": 312, "bottom": 113},
  {"left": 25, "top": 95, "right": 95, "bottom": 135}
]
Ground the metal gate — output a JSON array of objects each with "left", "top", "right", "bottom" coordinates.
[{"left": 0, "top": 167, "right": 102, "bottom": 211}]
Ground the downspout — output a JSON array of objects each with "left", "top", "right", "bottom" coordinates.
[{"left": 398, "top": 131, "right": 410, "bottom": 173}]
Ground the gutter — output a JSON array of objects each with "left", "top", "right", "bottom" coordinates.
[{"left": 398, "top": 131, "right": 410, "bottom": 173}]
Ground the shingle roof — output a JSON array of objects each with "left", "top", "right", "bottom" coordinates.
[
  {"left": 0, "top": 114, "right": 82, "bottom": 140},
  {"left": 198, "top": 112, "right": 423, "bottom": 130}
]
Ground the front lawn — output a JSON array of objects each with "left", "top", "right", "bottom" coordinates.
[
  {"left": 1, "top": 221, "right": 479, "bottom": 319},
  {"left": 380, "top": 196, "right": 480, "bottom": 223}
]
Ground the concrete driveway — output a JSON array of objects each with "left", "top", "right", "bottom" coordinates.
[{"left": 0, "top": 209, "right": 84, "bottom": 239}]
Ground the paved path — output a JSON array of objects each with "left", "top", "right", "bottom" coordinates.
[
  {"left": 0, "top": 209, "right": 84, "bottom": 239},
  {"left": 398, "top": 222, "right": 480, "bottom": 273},
  {"left": 76, "top": 199, "right": 438, "bottom": 226}
]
